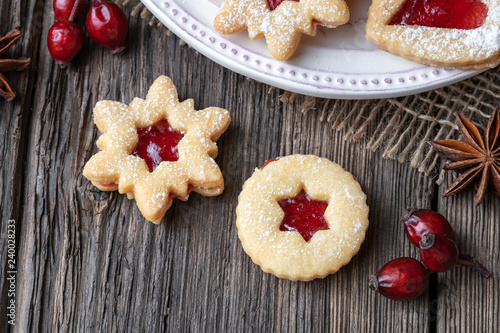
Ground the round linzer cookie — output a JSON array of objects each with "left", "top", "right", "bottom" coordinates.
[
  {"left": 236, "top": 155, "right": 369, "bottom": 281},
  {"left": 366, "top": 0, "right": 500, "bottom": 70},
  {"left": 214, "top": 0, "right": 349, "bottom": 61}
]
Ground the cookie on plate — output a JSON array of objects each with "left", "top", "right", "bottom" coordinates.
[
  {"left": 214, "top": 0, "right": 349, "bottom": 61},
  {"left": 83, "top": 76, "right": 230, "bottom": 223},
  {"left": 236, "top": 155, "right": 369, "bottom": 281},
  {"left": 366, "top": 0, "right": 500, "bottom": 70}
]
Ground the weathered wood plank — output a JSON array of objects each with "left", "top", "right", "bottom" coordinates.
[
  {"left": 1, "top": 1, "right": 48, "bottom": 332},
  {"left": 14, "top": 42, "right": 435, "bottom": 331},
  {"left": 0, "top": 77, "right": 25, "bottom": 333},
  {"left": 437, "top": 178, "right": 500, "bottom": 333}
]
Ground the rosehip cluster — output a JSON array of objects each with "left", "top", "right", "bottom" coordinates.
[
  {"left": 48, "top": 0, "right": 85, "bottom": 64},
  {"left": 48, "top": 0, "right": 128, "bottom": 65},
  {"left": 370, "top": 209, "right": 490, "bottom": 301}
]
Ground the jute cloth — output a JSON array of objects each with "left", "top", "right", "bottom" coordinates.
[{"left": 128, "top": 0, "right": 500, "bottom": 183}]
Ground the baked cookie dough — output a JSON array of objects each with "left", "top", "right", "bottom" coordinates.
[
  {"left": 214, "top": 0, "right": 349, "bottom": 61},
  {"left": 366, "top": 0, "right": 500, "bottom": 70},
  {"left": 236, "top": 154, "right": 369, "bottom": 281},
  {"left": 83, "top": 76, "right": 230, "bottom": 223}
]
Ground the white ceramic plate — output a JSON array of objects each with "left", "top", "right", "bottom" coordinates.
[{"left": 141, "top": 0, "right": 480, "bottom": 99}]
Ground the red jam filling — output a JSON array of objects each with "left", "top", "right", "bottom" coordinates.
[
  {"left": 168, "top": 185, "right": 194, "bottom": 202},
  {"left": 100, "top": 182, "right": 117, "bottom": 187},
  {"left": 132, "top": 119, "right": 184, "bottom": 172},
  {"left": 389, "top": 0, "right": 488, "bottom": 29},
  {"left": 267, "top": 0, "right": 300, "bottom": 11},
  {"left": 262, "top": 158, "right": 279, "bottom": 169},
  {"left": 278, "top": 190, "right": 329, "bottom": 242}
]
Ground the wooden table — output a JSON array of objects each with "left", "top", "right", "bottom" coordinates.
[{"left": 1, "top": 2, "right": 499, "bottom": 332}]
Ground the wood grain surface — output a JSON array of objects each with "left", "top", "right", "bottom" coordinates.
[{"left": 1, "top": 1, "right": 498, "bottom": 332}]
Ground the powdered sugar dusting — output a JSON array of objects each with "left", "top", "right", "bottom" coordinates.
[
  {"left": 395, "top": 15, "right": 500, "bottom": 60},
  {"left": 83, "top": 76, "right": 231, "bottom": 223},
  {"left": 214, "top": 0, "right": 349, "bottom": 59},
  {"left": 236, "top": 154, "right": 369, "bottom": 281},
  {"left": 367, "top": 0, "right": 500, "bottom": 68}
]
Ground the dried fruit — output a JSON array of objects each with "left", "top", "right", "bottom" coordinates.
[
  {"left": 419, "top": 233, "right": 491, "bottom": 277},
  {"left": 47, "top": 20, "right": 84, "bottom": 65},
  {"left": 402, "top": 208, "right": 455, "bottom": 247},
  {"left": 403, "top": 209, "right": 491, "bottom": 277},
  {"left": 86, "top": 0, "right": 128, "bottom": 54},
  {"left": 54, "top": 0, "right": 85, "bottom": 21},
  {"left": 0, "top": 30, "right": 31, "bottom": 102},
  {"left": 431, "top": 107, "right": 500, "bottom": 205},
  {"left": 419, "top": 234, "right": 459, "bottom": 272},
  {"left": 369, "top": 257, "right": 429, "bottom": 301}
]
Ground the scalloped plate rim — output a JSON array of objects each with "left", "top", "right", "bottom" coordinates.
[{"left": 140, "top": 0, "right": 482, "bottom": 99}]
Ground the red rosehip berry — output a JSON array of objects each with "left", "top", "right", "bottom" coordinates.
[
  {"left": 419, "top": 234, "right": 491, "bottom": 277},
  {"left": 419, "top": 234, "right": 459, "bottom": 272},
  {"left": 369, "top": 257, "right": 429, "bottom": 301},
  {"left": 53, "top": 0, "right": 85, "bottom": 21},
  {"left": 401, "top": 208, "right": 455, "bottom": 247},
  {"left": 47, "top": 20, "right": 84, "bottom": 64},
  {"left": 86, "top": 0, "right": 128, "bottom": 54}
]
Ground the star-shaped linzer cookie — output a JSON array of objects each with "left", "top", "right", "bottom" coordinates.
[
  {"left": 83, "top": 76, "right": 231, "bottom": 223},
  {"left": 214, "top": 0, "right": 349, "bottom": 61}
]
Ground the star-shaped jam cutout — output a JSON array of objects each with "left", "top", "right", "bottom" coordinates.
[
  {"left": 214, "top": 0, "right": 349, "bottom": 61},
  {"left": 278, "top": 190, "right": 330, "bottom": 242},
  {"left": 83, "top": 76, "right": 231, "bottom": 223},
  {"left": 132, "top": 119, "right": 184, "bottom": 172}
]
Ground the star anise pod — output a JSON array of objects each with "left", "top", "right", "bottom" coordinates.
[
  {"left": 431, "top": 107, "right": 500, "bottom": 205},
  {"left": 0, "top": 29, "right": 31, "bottom": 102}
]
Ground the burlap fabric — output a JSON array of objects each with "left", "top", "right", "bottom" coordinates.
[{"left": 129, "top": 0, "right": 500, "bottom": 183}]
